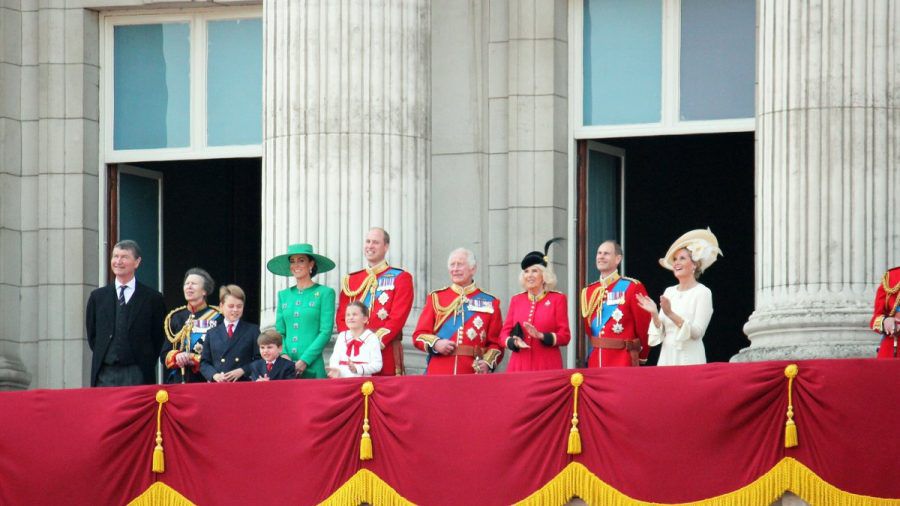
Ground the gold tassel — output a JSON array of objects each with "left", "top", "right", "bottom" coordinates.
[
  {"left": 360, "top": 381, "right": 375, "bottom": 461},
  {"left": 567, "top": 372, "right": 584, "bottom": 455},
  {"left": 152, "top": 390, "right": 169, "bottom": 473},
  {"left": 784, "top": 364, "right": 798, "bottom": 448}
]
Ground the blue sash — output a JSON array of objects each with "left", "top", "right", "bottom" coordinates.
[
  {"left": 426, "top": 291, "right": 495, "bottom": 367},
  {"left": 362, "top": 268, "right": 402, "bottom": 307},
  {"left": 587, "top": 279, "right": 632, "bottom": 361}
]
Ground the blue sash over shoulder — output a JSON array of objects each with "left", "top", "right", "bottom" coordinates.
[{"left": 587, "top": 279, "right": 632, "bottom": 359}]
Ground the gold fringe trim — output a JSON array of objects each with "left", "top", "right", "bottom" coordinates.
[
  {"left": 514, "top": 459, "right": 900, "bottom": 506},
  {"left": 320, "top": 469, "right": 414, "bottom": 506},
  {"left": 127, "top": 482, "right": 195, "bottom": 506}
]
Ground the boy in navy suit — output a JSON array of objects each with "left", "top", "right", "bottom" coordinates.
[
  {"left": 200, "top": 285, "right": 261, "bottom": 382},
  {"left": 249, "top": 329, "right": 296, "bottom": 381}
]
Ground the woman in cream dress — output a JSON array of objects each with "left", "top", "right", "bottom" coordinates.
[{"left": 636, "top": 229, "right": 721, "bottom": 366}]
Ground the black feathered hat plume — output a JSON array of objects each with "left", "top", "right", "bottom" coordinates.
[{"left": 520, "top": 237, "right": 564, "bottom": 270}]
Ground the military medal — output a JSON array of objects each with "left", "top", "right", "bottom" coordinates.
[
  {"left": 377, "top": 308, "right": 388, "bottom": 320},
  {"left": 611, "top": 308, "right": 624, "bottom": 334},
  {"left": 466, "top": 328, "right": 477, "bottom": 339},
  {"left": 473, "top": 316, "right": 484, "bottom": 329},
  {"left": 378, "top": 292, "right": 390, "bottom": 305}
]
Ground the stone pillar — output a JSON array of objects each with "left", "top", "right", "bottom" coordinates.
[
  {"left": 261, "top": 1, "right": 430, "bottom": 327},
  {"left": 0, "top": 4, "right": 100, "bottom": 389},
  {"left": 738, "top": 0, "right": 900, "bottom": 361},
  {"left": 490, "top": 0, "right": 569, "bottom": 297}
]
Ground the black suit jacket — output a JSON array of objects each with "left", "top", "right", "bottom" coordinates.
[
  {"left": 199, "top": 320, "right": 261, "bottom": 381},
  {"left": 248, "top": 357, "right": 296, "bottom": 381},
  {"left": 86, "top": 281, "right": 167, "bottom": 387}
]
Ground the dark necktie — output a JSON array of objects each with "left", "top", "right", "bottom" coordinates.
[
  {"left": 227, "top": 323, "right": 234, "bottom": 337},
  {"left": 118, "top": 285, "right": 127, "bottom": 306},
  {"left": 266, "top": 362, "right": 273, "bottom": 373}
]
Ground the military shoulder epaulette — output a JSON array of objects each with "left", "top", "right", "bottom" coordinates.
[
  {"left": 622, "top": 276, "right": 642, "bottom": 285},
  {"left": 166, "top": 305, "right": 188, "bottom": 317},
  {"left": 432, "top": 285, "right": 452, "bottom": 295},
  {"left": 478, "top": 289, "right": 498, "bottom": 300}
]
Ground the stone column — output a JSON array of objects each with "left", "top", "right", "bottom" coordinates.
[
  {"left": 738, "top": 0, "right": 900, "bottom": 361},
  {"left": 261, "top": 1, "right": 430, "bottom": 326}
]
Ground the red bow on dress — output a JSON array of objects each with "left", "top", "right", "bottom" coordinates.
[{"left": 347, "top": 338, "right": 364, "bottom": 357}]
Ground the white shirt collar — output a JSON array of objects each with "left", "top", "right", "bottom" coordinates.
[{"left": 114, "top": 277, "right": 136, "bottom": 292}]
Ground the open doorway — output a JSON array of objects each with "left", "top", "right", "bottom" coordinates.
[
  {"left": 577, "top": 132, "right": 753, "bottom": 364},
  {"left": 108, "top": 158, "right": 262, "bottom": 323}
]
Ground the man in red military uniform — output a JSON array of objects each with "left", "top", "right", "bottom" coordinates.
[
  {"left": 871, "top": 266, "right": 900, "bottom": 358},
  {"left": 580, "top": 240, "right": 650, "bottom": 367},
  {"left": 413, "top": 248, "right": 503, "bottom": 374},
  {"left": 336, "top": 228, "right": 414, "bottom": 375}
]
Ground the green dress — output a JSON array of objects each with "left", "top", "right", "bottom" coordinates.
[{"left": 275, "top": 283, "right": 336, "bottom": 378}]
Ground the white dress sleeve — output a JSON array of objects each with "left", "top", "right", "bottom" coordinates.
[
  {"left": 328, "top": 331, "right": 346, "bottom": 371},
  {"left": 673, "top": 284, "right": 713, "bottom": 343},
  {"left": 357, "top": 330, "right": 383, "bottom": 376},
  {"left": 648, "top": 317, "right": 664, "bottom": 346}
]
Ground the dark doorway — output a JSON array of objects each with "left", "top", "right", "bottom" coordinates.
[
  {"left": 578, "top": 133, "right": 753, "bottom": 363},
  {"left": 124, "top": 158, "right": 262, "bottom": 324}
]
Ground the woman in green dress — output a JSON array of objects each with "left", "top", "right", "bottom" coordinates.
[{"left": 267, "top": 243, "right": 336, "bottom": 378}]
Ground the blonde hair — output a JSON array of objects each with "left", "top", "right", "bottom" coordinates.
[
  {"left": 219, "top": 284, "right": 246, "bottom": 303},
  {"left": 518, "top": 264, "right": 557, "bottom": 291}
]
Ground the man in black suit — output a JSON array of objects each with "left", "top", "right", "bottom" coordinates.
[
  {"left": 200, "top": 284, "right": 261, "bottom": 382},
  {"left": 86, "top": 240, "right": 167, "bottom": 387}
]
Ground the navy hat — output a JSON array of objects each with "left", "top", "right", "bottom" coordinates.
[{"left": 520, "top": 237, "right": 564, "bottom": 270}]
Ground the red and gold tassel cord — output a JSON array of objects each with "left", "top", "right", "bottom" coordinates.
[
  {"left": 360, "top": 381, "right": 374, "bottom": 461},
  {"left": 784, "top": 364, "right": 799, "bottom": 448},
  {"left": 152, "top": 390, "right": 169, "bottom": 473},
  {"left": 567, "top": 373, "right": 583, "bottom": 455}
]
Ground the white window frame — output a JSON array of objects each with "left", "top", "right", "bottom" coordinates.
[
  {"left": 100, "top": 6, "right": 263, "bottom": 163},
  {"left": 570, "top": 0, "right": 755, "bottom": 139}
]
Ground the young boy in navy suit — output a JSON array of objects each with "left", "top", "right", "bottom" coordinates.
[
  {"left": 249, "top": 329, "right": 296, "bottom": 381},
  {"left": 200, "top": 285, "right": 261, "bottom": 382}
]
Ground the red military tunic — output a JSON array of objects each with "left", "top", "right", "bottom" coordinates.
[
  {"left": 337, "top": 261, "right": 414, "bottom": 375},
  {"left": 580, "top": 273, "right": 650, "bottom": 367},
  {"left": 500, "top": 291, "right": 571, "bottom": 372},
  {"left": 871, "top": 266, "right": 900, "bottom": 358},
  {"left": 413, "top": 283, "right": 503, "bottom": 375}
]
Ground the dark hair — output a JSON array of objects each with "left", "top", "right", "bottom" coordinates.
[
  {"left": 290, "top": 254, "right": 318, "bottom": 277},
  {"left": 113, "top": 240, "right": 142, "bottom": 259},
  {"left": 347, "top": 301, "right": 370, "bottom": 318},
  {"left": 601, "top": 240, "right": 624, "bottom": 256},
  {"left": 219, "top": 284, "right": 245, "bottom": 302},
  {"left": 257, "top": 329, "right": 283, "bottom": 347},
  {"left": 183, "top": 267, "right": 215, "bottom": 297}
]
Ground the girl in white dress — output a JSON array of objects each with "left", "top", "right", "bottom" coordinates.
[
  {"left": 636, "top": 229, "right": 721, "bottom": 366},
  {"left": 326, "top": 302, "right": 383, "bottom": 378}
]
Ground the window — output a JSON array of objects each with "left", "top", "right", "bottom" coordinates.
[
  {"left": 575, "top": 0, "right": 755, "bottom": 137},
  {"left": 103, "top": 8, "right": 263, "bottom": 162}
]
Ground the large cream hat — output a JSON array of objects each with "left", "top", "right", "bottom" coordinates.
[{"left": 659, "top": 228, "right": 722, "bottom": 273}]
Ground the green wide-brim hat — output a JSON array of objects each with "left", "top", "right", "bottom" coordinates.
[{"left": 266, "top": 243, "right": 336, "bottom": 277}]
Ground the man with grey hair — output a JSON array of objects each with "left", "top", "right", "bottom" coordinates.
[
  {"left": 413, "top": 248, "right": 503, "bottom": 374},
  {"left": 86, "top": 240, "right": 167, "bottom": 386}
]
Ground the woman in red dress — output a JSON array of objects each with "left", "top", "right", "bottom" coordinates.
[{"left": 500, "top": 239, "right": 571, "bottom": 372}]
